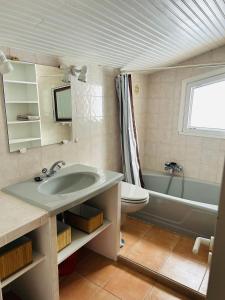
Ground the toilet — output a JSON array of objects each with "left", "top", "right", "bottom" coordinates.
[{"left": 120, "top": 181, "right": 149, "bottom": 225}]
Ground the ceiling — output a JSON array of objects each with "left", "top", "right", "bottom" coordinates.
[{"left": 1, "top": 0, "right": 225, "bottom": 71}]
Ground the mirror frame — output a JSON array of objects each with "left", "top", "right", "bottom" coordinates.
[{"left": 53, "top": 85, "right": 72, "bottom": 122}]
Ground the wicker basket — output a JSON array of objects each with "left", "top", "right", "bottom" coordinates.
[
  {"left": 0, "top": 236, "right": 32, "bottom": 280},
  {"left": 57, "top": 221, "right": 72, "bottom": 252},
  {"left": 64, "top": 204, "right": 103, "bottom": 234}
]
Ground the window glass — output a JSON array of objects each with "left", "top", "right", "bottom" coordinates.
[{"left": 190, "top": 80, "right": 225, "bottom": 130}]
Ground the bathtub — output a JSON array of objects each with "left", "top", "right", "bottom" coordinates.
[{"left": 134, "top": 170, "right": 220, "bottom": 238}]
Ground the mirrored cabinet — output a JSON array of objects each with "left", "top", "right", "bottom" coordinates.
[{"left": 2, "top": 61, "right": 72, "bottom": 152}]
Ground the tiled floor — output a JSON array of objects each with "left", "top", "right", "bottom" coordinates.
[
  {"left": 119, "top": 217, "right": 209, "bottom": 294},
  {"left": 60, "top": 248, "right": 191, "bottom": 300}
]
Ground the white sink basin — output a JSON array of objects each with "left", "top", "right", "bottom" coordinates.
[
  {"left": 38, "top": 172, "right": 100, "bottom": 195},
  {"left": 3, "top": 164, "right": 123, "bottom": 215}
]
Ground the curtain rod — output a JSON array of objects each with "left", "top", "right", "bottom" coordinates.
[{"left": 121, "top": 62, "right": 225, "bottom": 73}]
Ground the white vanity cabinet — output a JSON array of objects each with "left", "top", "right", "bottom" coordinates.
[
  {"left": 57, "top": 183, "right": 121, "bottom": 266},
  {"left": 0, "top": 193, "right": 58, "bottom": 300},
  {"left": 0, "top": 181, "right": 121, "bottom": 300}
]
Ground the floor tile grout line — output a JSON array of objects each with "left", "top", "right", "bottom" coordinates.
[
  {"left": 102, "top": 286, "right": 122, "bottom": 300},
  {"left": 198, "top": 266, "right": 209, "bottom": 293},
  {"left": 158, "top": 234, "right": 182, "bottom": 274},
  {"left": 75, "top": 257, "right": 124, "bottom": 290}
]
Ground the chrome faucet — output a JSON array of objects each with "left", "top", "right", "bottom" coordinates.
[
  {"left": 164, "top": 162, "right": 183, "bottom": 174},
  {"left": 47, "top": 160, "right": 66, "bottom": 177},
  {"left": 34, "top": 161, "right": 66, "bottom": 182}
]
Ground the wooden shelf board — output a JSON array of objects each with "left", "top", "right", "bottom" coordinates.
[
  {"left": 57, "top": 219, "right": 111, "bottom": 265},
  {"left": 8, "top": 120, "right": 40, "bottom": 125},
  {"left": 9, "top": 137, "right": 41, "bottom": 144},
  {"left": 1, "top": 251, "right": 46, "bottom": 288},
  {"left": 4, "top": 80, "right": 37, "bottom": 85}
]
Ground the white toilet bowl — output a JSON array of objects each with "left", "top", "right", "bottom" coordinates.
[{"left": 121, "top": 181, "right": 149, "bottom": 224}]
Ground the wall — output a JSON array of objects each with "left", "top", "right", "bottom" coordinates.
[
  {"left": 0, "top": 47, "right": 121, "bottom": 188},
  {"left": 131, "top": 73, "right": 148, "bottom": 167},
  {"left": 141, "top": 45, "right": 225, "bottom": 184}
]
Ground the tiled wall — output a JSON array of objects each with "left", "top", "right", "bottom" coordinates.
[
  {"left": 131, "top": 73, "right": 148, "bottom": 167},
  {"left": 140, "top": 45, "right": 225, "bottom": 184},
  {"left": 0, "top": 47, "right": 121, "bottom": 188}
]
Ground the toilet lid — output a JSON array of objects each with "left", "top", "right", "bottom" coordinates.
[{"left": 121, "top": 181, "right": 149, "bottom": 201}]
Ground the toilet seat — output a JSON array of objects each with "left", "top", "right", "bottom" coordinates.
[{"left": 121, "top": 182, "right": 149, "bottom": 203}]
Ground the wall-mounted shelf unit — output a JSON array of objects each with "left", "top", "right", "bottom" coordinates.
[
  {"left": 8, "top": 120, "right": 40, "bottom": 125},
  {"left": 3, "top": 61, "right": 42, "bottom": 152},
  {"left": 9, "top": 137, "right": 41, "bottom": 145},
  {"left": 4, "top": 80, "right": 37, "bottom": 85},
  {"left": 3, "top": 60, "right": 36, "bottom": 83},
  {"left": 5, "top": 101, "right": 38, "bottom": 104}
]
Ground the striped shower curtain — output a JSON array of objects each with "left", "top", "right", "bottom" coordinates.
[{"left": 115, "top": 74, "right": 144, "bottom": 187}]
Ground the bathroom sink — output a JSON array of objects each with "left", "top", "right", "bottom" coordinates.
[
  {"left": 38, "top": 172, "right": 99, "bottom": 195},
  {"left": 3, "top": 164, "right": 123, "bottom": 215}
]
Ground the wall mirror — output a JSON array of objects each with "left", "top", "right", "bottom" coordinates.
[
  {"left": 2, "top": 60, "right": 73, "bottom": 152},
  {"left": 53, "top": 86, "right": 72, "bottom": 122}
]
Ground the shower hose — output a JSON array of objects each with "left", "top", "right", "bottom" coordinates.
[{"left": 166, "top": 171, "right": 185, "bottom": 198}]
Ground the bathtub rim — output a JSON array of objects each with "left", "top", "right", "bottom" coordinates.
[{"left": 149, "top": 190, "right": 218, "bottom": 214}]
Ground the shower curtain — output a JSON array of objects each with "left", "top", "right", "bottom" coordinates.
[{"left": 115, "top": 74, "right": 144, "bottom": 187}]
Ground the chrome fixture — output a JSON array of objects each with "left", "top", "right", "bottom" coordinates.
[
  {"left": 0, "top": 51, "right": 13, "bottom": 74},
  {"left": 164, "top": 162, "right": 183, "bottom": 174},
  {"left": 34, "top": 161, "right": 66, "bottom": 182},
  {"left": 164, "top": 162, "right": 184, "bottom": 198},
  {"left": 70, "top": 65, "right": 87, "bottom": 82},
  {"left": 59, "top": 65, "right": 88, "bottom": 83},
  {"left": 47, "top": 160, "right": 66, "bottom": 177}
]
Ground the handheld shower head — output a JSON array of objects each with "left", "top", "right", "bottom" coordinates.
[{"left": 0, "top": 51, "right": 13, "bottom": 74}]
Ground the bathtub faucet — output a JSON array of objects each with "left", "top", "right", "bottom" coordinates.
[{"left": 164, "top": 162, "right": 183, "bottom": 174}]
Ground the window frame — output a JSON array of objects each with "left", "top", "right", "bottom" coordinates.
[{"left": 178, "top": 67, "right": 225, "bottom": 139}]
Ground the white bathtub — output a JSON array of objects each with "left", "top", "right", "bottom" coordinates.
[{"left": 134, "top": 170, "right": 219, "bottom": 238}]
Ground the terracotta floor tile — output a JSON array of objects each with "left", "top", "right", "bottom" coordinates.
[
  {"left": 145, "top": 283, "right": 191, "bottom": 300},
  {"left": 76, "top": 251, "right": 118, "bottom": 287},
  {"left": 143, "top": 226, "right": 180, "bottom": 250},
  {"left": 104, "top": 264, "right": 154, "bottom": 300},
  {"left": 59, "top": 272, "right": 100, "bottom": 300},
  {"left": 119, "top": 217, "right": 153, "bottom": 256},
  {"left": 123, "top": 217, "right": 153, "bottom": 234},
  {"left": 172, "top": 236, "right": 208, "bottom": 264},
  {"left": 60, "top": 249, "right": 193, "bottom": 300},
  {"left": 94, "top": 288, "right": 120, "bottom": 300},
  {"left": 199, "top": 268, "right": 210, "bottom": 295},
  {"left": 119, "top": 231, "right": 140, "bottom": 256},
  {"left": 120, "top": 217, "right": 209, "bottom": 292},
  {"left": 160, "top": 254, "right": 207, "bottom": 290},
  {"left": 126, "top": 239, "right": 173, "bottom": 271}
]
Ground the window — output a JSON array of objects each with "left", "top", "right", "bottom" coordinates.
[{"left": 179, "top": 68, "right": 225, "bottom": 138}]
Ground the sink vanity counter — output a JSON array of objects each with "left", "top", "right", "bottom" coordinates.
[
  {"left": 0, "top": 164, "right": 123, "bottom": 300},
  {"left": 0, "top": 191, "right": 48, "bottom": 248},
  {"left": 3, "top": 164, "right": 123, "bottom": 215}
]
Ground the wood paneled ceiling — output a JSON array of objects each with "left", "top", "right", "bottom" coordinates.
[{"left": 0, "top": 0, "right": 225, "bottom": 71}]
